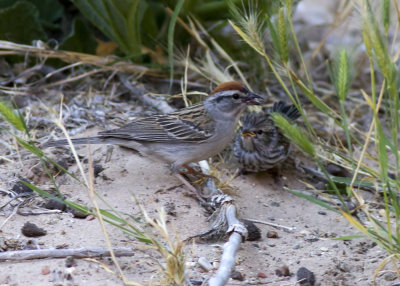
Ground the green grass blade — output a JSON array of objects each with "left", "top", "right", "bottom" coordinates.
[
  {"left": 168, "top": 0, "right": 185, "bottom": 87},
  {"left": 0, "top": 100, "right": 25, "bottom": 131},
  {"left": 289, "top": 189, "right": 339, "bottom": 213}
]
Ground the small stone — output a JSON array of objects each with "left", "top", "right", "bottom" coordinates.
[
  {"left": 292, "top": 244, "right": 301, "bottom": 249},
  {"left": 65, "top": 256, "right": 75, "bottom": 268},
  {"left": 198, "top": 257, "right": 213, "bottom": 272},
  {"left": 42, "top": 199, "right": 66, "bottom": 211},
  {"left": 185, "top": 262, "right": 196, "bottom": 268},
  {"left": 231, "top": 270, "right": 244, "bottom": 281},
  {"left": 21, "top": 222, "right": 47, "bottom": 237},
  {"left": 267, "top": 217, "right": 275, "bottom": 221},
  {"left": 383, "top": 272, "right": 397, "bottom": 281},
  {"left": 296, "top": 267, "right": 315, "bottom": 286},
  {"left": 317, "top": 210, "right": 327, "bottom": 215},
  {"left": 378, "top": 209, "right": 386, "bottom": 217},
  {"left": 243, "top": 220, "right": 261, "bottom": 241},
  {"left": 320, "top": 247, "right": 328, "bottom": 252},
  {"left": 69, "top": 207, "right": 89, "bottom": 219},
  {"left": 41, "top": 266, "right": 50, "bottom": 275},
  {"left": 271, "top": 201, "right": 280, "bottom": 207},
  {"left": 275, "top": 265, "right": 290, "bottom": 277},
  {"left": 55, "top": 158, "right": 69, "bottom": 172},
  {"left": 11, "top": 178, "right": 33, "bottom": 194},
  {"left": 257, "top": 272, "right": 267, "bottom": 278},
  {"left": 93, "top": 164, "right": 104, "bottom": 177},
  {"left": 267, "top": 231, "right": 279, "bottom": 238},
  {"left": 326, "top": 164, "right": 349, "bottom": 177},
  {"left": 86, "top": 215, "right": 95, "bottom": 221}
]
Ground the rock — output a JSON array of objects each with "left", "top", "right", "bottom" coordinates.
[
  {"left": 293, "top": 243, "right": 301, "bottom": 250},
  {"left": 65, "top": 256, "right": 75, "bottom": 268},
  {"left": 11, "top": 178, "right": 33, "bottom": 194},
  {"left": 21, "top": 222, "right": 47, "bottom": 237},
  {"left": 317, "top": 210, "right": 327, "bottom": 215},
  {"left": 198, "top": 257, "right": 213, "bottom": 272},
  {"left": 325, "top": 164, "right": 349, "bottom": 177},
  {"left": 257, "top": 272, "right": 267, "bottom": 278},
  {"left": 231, "top": 270, "right": 244, "bottom": 281},
  {"left": 267, "top": 231, "right": 279, "bottom": 238},
  {"left": 243, "top": 220, "right": 261, "bottom": 241},
  {"left": 42, "top": 199, "right": 66, "bottom": 211},
  {"left": 41, "top": 266, "right": 50, "bottom": 275},
  {"left": 297, "top": 267, "right": 316, "bottom": 286},
  {"left": 68, "top": 207, "right": 89, "bottom": 219},
  {"left": 383, "top": 272, "right": 397, "bottom": 281},
  {"left": 93, "top": 164, "right": 104, "bottom": 177},
  {"left": 275, "top": 265, "right": 290, "bottom": 277}
]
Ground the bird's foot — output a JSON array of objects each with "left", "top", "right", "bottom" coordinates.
[{"left": 181, "top": 164, "right": 217, "bottom": 181}]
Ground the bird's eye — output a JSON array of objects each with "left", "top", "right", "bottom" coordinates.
[
  {"left": 257, "top": 130, "right": 263, "bottom": 135},
  {"left": 232, "top": 93, "right": 240, "bottom": 100}
]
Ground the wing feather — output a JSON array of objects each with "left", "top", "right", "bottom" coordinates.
[{"left": 98, "top": 103, "right": 215, "bottom": 143}]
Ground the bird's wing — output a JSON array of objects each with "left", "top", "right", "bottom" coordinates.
[{"left": 99, "top": 104, "right": 215, "bottom": 143}]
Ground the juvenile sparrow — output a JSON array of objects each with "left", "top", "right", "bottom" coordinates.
[
  {"left": 45, "top": 81, "right": 262, "bottom": 194},
  {"left": 233, "top": 101, "right": 300, "bottom": 175}
]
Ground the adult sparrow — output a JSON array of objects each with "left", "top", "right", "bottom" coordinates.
[
  {"left": 233, "top": 101, "right": 300, "bottom": 176},
  {"left": 45, "top": 81, "right": 262, "bottom": 196}
]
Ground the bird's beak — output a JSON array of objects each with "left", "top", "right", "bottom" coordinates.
[
  {"left": 243, "top": 92, "right": 263, "bottom": 105},
  {"left": 241, "top": 130, "right": 256, "bottom": 139}
]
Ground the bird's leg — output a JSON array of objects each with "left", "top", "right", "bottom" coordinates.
[
  {"left": 270, "top": 165, "right": 283, "bottom": 186},
  {"left": 174, "top": 173, "right": 206, "bottom": 202},
  {"left": 182, "top": 164, "right": 217, "bottom": 180}
]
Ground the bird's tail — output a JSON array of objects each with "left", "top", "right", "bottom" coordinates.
[
  {"left": 43, "top": 137, "right": 105, "bottom": 148},
  {"left": 270, "top": 101, "right": 301, "bottom": 120}
]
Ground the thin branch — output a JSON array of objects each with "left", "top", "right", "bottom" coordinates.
[{"left": 0, "top": 247, "right": 136, "bottom": 261}]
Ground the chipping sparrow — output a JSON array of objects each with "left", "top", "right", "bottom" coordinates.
[
  {"left": 45, "top": 81, "right": 262, "bottom": 183},
  {"left": 233, "top": 101, "right": 300, "bottom": 175}
]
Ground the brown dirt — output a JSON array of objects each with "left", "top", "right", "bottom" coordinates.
[{"left": 0, "top": 134, "right": 393, "bottom": 286}]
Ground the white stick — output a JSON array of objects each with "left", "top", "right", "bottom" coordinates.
[{"left": 208, "top": 205, "right": 247, "bottom": 286}]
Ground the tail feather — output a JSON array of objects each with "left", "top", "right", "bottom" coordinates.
[
  {"left": 270, "top": 101, "right": 301, "bottom": 120},
  {"left": 43, "top": 137, "right": 105, "bottom": 148}
]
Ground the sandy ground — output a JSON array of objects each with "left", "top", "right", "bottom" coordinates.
[{"left": 0, "top": 132, "right": 395, "bottom": 286}]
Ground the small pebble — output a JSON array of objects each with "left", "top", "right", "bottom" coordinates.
[
  {"left": 86, "top": 215, "right": 95, "bottom": 221},
  {"left": 271, "top": 202, "right": 280, "bottom": 207},
  {"left": 383, "top": 272, "right": 397, "bottom": 281},
  {"left": 326, "top": 164, "right": 349, "bottom": 177},
  {"left": 198, "top": 257, "right": 213, "bottom": 272},
  {"left": 320, "top": 247, "right": 328, "bottom": 252},
  {"left": 292, "top": 244, "right": 301, "bottom": 250},
  {"left": 257, "top": 272, "right": 267, "bottom": 278},
  {"left": 317, "top": 210, "right": 327, "bottom": 215},
  {"left": 231, "top": 270, "right": 244, "bottom": 281},
  {"left": 297, "top": 267, "right": 315, "bottom": 286},
  {"left": 69, "top": 207, "right": 89, "bottom": 219},
  {"left": 41, "top": 266, "right": 50, "bottom": 275},
  {"left": 21, "top": 222, "right": 47, "bottom": 237},
  {"left": 275, "top": 265, "right": 290, "bottom": 277},
  {"left": 93, "top": 164, "right": 104, "bottom": 177},
  {"left": 65, "top": 256, "right": 75, "bottom": 268},
  {"left": 267, "top": 231, "right": 279, "bottom": 238},
  {"left": 267, "top": 217, "right": 275, "bottom": 221},
  {"left": 42, "top": 199, "right": 66, "bottom": 211},
  {"left": 11, "top": 179, "right": 33, "bottom": 194},
  {"left": 243, "top": 220, "right": 261, "bottom": 241}
]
